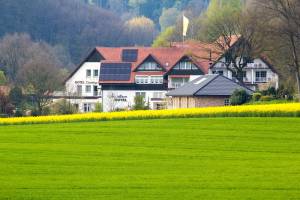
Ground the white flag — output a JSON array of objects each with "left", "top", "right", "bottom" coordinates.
[{"left": 183, "top": 15, "right": 189, "bottom": 37}]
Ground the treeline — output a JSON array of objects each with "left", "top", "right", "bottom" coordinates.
[
  {"left": 81, "top": 0, "right": 210, "bottom": 28},
  {"left": 0, "top": 0, "right": 210, "bottom": 65},
  {"left": 0, "top": 0, "right": 139, "bottom": 64}
]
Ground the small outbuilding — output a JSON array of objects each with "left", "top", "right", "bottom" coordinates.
[{"left": 166, "top": 74, "right": 253, "bottom": 109}]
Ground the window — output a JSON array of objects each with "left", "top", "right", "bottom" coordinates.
[
  {"left": 136, "top": 92, "right": 146, "bottom": 98},
  {"left": 93, "top": 85, "right": 98, "bottom": 96},
  {"left": 136, "top": 76, "right": 148, "bottom": 84},
  {"left": 150, "top": 76, "right": 163, "bottom": 84},
  {"left": 86, "top": 69, "right": 91, "bottom": 78},
  {"left": 83, "top": 103, "right": 92, "bottom": 112},
  {"left": 174, "top": 61, "right": 198, "bottom": 70},
  {"left": 135, "top": 76, "right": 163, "bottom": 84},
  {"left": 153, "top": 92, "right": 165, "bottom": 99},
  {"left": 85, "top": 85, "right": 91, "bottom": 93},
  {"left": 139, "top": 62, "right": 161, "bottom": 71},
  {"left": 256, "top": 71, "right": 267, "bottom": 82},
  {"left": 77, "top": 85, "right": 82, "bottom": 96},
  {"left": 224, "top": 99, "right": 230, "bottom": 106},
  {"left": 212, "top": 70, "right": 224, "bottom": 75},
  {"left": 93, "top": 69, "right": 99, "bottom": 77},
  {"left": 170, "top": 77, "right": 190, "bottom": 88}
]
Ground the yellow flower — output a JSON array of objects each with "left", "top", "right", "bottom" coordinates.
[{"left": 0, "top": 103, "right": 299, "bottom": 125}]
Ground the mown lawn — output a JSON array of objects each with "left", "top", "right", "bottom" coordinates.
[{"left": 0, "top": 118, "right": 300, "bottom": 200}]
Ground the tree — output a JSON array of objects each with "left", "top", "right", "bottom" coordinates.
[
  {"left": 198, "top": 5, "right": 265, "bottom": 83},
  {"left": 159, "top": 7, "right": 180, "bottom": 31},
  {"left": 0, "top": 33, "right": 33, "bottom": 83},
  {"left": 17, "top": 48, "right": 64, "bottom": 115},
  {"left": 254, "top": 0, "right": 300, "bottom": 99},
  {"left": 51, "top": 99, "right": 78, "bottom": 115},
  {"left": 124, "top": 16, "right": 157, "bottom": 46},
  {"left": 0, "top": 71, "right": 6, "bottom": 85},
  {"left": 133, "top": 95, "right": 147, "bottom": 110},
  {"left": 94, "top": 102, "right": 103, "bottom": 112},
  {"left": 230, "top": 89, "right": 250, "bottom": 105},
  {"left": 152, "top": 26, "right": 176, "bottom": 47},
  {"left": 0, "top": 33, "right": 71, "bottom": 84},
  {"left": 0, "top": 0, "right": 126, "bottom": 64},
  {"left": 9, "top": 87, "right": 23, "bottom": 108},
  {"left": 0, "top": 91, "right": 14, "bottom": 116},
  {"left": 106, "top": 93, "right": 118, "bottom": 112}
]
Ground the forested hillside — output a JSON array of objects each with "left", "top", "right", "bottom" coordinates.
[
  {"left": 0, "top": 0, "right": 129, "bottom": 64},
  {"left": 0, "top": 0, "right": 210, "bottom": 65},
  {"left": 81, "top": 0, "right": 210, "bottom": 26}
]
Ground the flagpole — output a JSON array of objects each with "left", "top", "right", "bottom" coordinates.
[{"left": 182, "top": 14, "right": 184, "bottom": 44}]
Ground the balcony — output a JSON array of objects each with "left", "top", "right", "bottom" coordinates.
[{"left": 255, "top": 77, "right": 267, "bottom": 83}]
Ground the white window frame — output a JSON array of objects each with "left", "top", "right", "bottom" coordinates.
[
  {"left": 76, "top": 85, "right": 82, "bottom": 96},
  {"left": 93, "top": 69, "right": 99, "bottom": 77},
  {"left": 224, "top": 99, "right": 230, "bottom": 106},
  {"left": 83, "top": 103, "right": 92, "bottom": 112},
  {"left": 255, "top": 71, "right": 267, "bottom": 83},
  {"left": 86, "top": 69, "right": 91, "bottom": 78},
  {"left": 85, "top": 85, "right": 91, "bottom": 93}
]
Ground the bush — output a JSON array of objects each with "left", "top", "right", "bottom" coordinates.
[
  {"left": 252, "top": 93, "right": 262, "bottom": 101},
  {"left": 230, "top": 89, "right": 250, "bottom": 105},
  {"left": 133, "top": 95, "right": 149, "bottom": 110},
  {"left": 260, "top": 95, "right": 274, "bottom": 101},
  {"left": 277, "top": 86, "right": 294, "bottom": 100},
  {"left": 51, "top": 99, "right": 78, "bottom": 115},
  {"left": 94, "top": 102, "right": 103, "bottom": 112},
  {"left": 9, "top": 87, "right": 23, "bottom": 107},
  {"left": 261, "top": 87, "right": 277, "bottom": 97}
]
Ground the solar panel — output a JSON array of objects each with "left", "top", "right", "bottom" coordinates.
[
  {"left": 122, "top": 49, "right": 138, "bottom": 62},
  {"left": 100, "top": 63, "right": 131, "bottom": 81}
]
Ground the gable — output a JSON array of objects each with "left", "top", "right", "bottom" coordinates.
[
  {"left": 135, "top": 55, "right": 165, "bottom": 72},
  {"left": 166, "top": 56, "right": 204, "bottom": 75},
  {"left": 86, "top": 50, "right": 104, "bottom": 62},
  {"left": 64, "top": 48, "right": 104, "bottom": 83}
]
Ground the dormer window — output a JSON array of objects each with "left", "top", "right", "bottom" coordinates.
[
  {"left": 174, "top": 61, "right": 198, "bottom": 70},
  {"left": 136, "top": 55, "right": 164, "bottom": 71},
  {"left": 139, "top": 62, "right": 161, "bottom": 71}
]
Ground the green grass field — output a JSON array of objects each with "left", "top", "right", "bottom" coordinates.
[{"left": 0, "top": 118, "right": 300, "bottom": 200}]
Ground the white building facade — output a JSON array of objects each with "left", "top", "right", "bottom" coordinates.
[
  {"left": 210, "top": 57, "right": 279, "bottom": 91},
  {"left": 63, "top": 42, "right": 280, "bottom": 112}
]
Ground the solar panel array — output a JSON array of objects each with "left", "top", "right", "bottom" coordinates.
[
  {"left": 122, "top": 49, "right": 138, "bottom": 62},
  {"left": 100, "top": 63, "right": 131, "bottom": 81}
]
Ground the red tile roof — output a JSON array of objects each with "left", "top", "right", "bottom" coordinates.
[
  {"left": 66, "top": 40, "right": 227, "bottom": 84},
  {"left": 96, "top": 41, "right": 221, "bottom": 84}
]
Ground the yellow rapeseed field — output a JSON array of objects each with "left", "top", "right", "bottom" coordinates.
[{"left": 0, "top": 103, "right": 300, "bottom": 125}]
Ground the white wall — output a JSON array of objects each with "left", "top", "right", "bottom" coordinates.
[
  {"left": 102, "top": 90, "right": 167, "bottom": 112},
  {"left": 210, "top": 58, "right": 279, "bottom": 89},
  {"left": 65, "top": 62, "right": 101, "bottom": 112},
  {"left": 65, "top": 62, "right": 100, "bottom": 96}
]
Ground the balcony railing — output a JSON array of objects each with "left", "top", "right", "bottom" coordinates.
[{"left": 255, "top": 77, "right": 267, "bottom": 83}]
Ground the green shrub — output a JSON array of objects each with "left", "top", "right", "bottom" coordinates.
[
  {"left": 133, "top": 95, "right": 149, "bottom": 110},
  {"left": 252, "top": 93, "right": 262, "bottom": 101},
  {"left": 51, "top": 99, "right": 78, "bottom": 115},
  {"left": 0, "top": 71, "right": 6, "bottom": 85},
  {"left": 94, "top": 102, "right": 103, "bottom": 112},
  {"left": 230, "top": 89, "right": 250, "bottom": 105},
  {"left": 260, "top": 95, "right": 274, "bottom": 101}
]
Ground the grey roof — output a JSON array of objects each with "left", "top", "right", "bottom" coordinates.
[{"left": 166, "top": 74, "right": 253, "bottom": 97}]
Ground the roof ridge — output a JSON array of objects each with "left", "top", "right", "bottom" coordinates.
[{"left": 192, "top": 74, "right": 220, "bottom": 96}]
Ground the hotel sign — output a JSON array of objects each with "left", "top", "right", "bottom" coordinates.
[{"left": 75, "top": 81, "right": 98, "bottom": 84}]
